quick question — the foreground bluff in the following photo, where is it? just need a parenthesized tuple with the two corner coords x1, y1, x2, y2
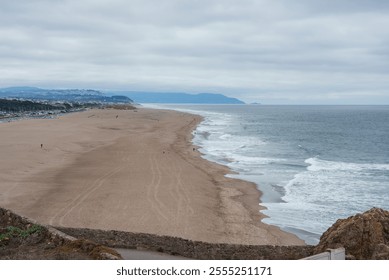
(314, 207, 389, 259)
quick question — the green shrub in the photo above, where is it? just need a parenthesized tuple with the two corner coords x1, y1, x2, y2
(0, 225, 43, 242)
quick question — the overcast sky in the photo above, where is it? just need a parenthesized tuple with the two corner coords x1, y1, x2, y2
(1, 0, 388, 104)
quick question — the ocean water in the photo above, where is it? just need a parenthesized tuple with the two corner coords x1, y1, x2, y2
(147, 104, 389, 244)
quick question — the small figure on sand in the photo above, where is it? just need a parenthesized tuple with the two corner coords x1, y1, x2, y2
(116, 115, 118, 119)
(41, 144, 43, 149)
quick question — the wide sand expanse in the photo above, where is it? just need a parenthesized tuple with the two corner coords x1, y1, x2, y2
(0, 108, 304, 245)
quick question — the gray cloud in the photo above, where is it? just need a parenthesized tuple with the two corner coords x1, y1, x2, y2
(0, 0, 388, 104)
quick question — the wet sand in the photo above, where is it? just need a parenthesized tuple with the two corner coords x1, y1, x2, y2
(0, 108, 304, 245)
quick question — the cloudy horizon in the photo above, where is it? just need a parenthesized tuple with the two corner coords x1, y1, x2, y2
(1, 0, 388, 104)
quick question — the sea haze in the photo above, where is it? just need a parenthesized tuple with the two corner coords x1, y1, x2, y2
(149, 104, 389, 245)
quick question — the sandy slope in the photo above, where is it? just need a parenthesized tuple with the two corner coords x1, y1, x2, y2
(0, 108, 304, 245)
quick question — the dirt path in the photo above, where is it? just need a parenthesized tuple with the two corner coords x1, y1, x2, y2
(115, 248, 190, 260)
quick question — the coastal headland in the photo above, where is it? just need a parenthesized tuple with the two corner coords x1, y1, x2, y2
(0, 108, 304, 246)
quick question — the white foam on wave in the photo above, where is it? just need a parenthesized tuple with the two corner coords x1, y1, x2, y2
(178, 108, 271, 177)
(196, 132, 275, 176)
(219, 133, 232, 140)
(305, 157, 389, 172)
(264, 156, 389, 242)
(230, 155, 285, 166)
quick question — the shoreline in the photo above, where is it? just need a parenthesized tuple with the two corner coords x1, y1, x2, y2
(0, 107, 305, 246)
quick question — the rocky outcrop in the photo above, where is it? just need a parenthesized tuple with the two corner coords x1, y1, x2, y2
(314, 208, 389, 259)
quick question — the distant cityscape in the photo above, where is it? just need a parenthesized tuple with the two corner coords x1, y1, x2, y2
(0, 87, 133, 121)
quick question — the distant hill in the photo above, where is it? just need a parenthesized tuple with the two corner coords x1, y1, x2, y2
(107, 91, 245, 104)
(0, 87, 245, 105)
(0, 87, 133, 104)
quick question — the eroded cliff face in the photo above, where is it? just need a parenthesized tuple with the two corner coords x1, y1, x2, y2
(314, 207, 389, 259)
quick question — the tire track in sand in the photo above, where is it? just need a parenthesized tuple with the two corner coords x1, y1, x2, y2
(49, 162, 124, 227)
(52, 142, 136, 226)
(146, 153, 170, 222)
(167, 158, 195, 234)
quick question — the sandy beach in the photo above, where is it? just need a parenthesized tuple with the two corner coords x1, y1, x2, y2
(0, 108, 304, 246)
